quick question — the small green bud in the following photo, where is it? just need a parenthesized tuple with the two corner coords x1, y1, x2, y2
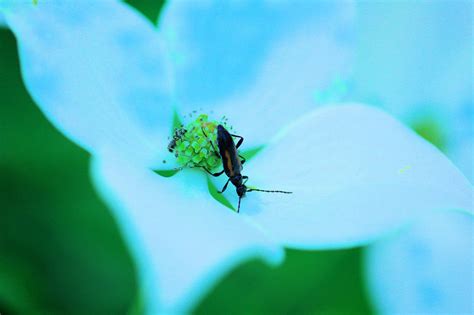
(192, 154, 203, 164)
(177, 155, 191, 165)
(169, 113, 232, 170)
(191, 141, 201, 152)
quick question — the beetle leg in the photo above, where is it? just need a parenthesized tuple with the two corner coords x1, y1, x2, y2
(242, 175, 249, 185)
(218, 178, 231, 193)
(231, 134, 244, 149)
(203, 167, 225, 177)
(201, 127, 220, 157)
(239, 155, 246, 165)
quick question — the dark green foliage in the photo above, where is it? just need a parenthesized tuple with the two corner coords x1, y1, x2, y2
(124, 0, 166, 24)
(195, 249, 373, 315)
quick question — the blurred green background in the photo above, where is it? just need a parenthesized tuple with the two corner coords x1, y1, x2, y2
(0, 1, 378, 314)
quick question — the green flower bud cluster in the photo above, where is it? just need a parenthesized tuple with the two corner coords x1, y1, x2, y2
(170, 114, 231, 170)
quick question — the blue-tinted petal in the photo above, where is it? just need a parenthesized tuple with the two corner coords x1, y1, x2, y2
(237, 104, 472, 248)
(92, 151, 283, 313)
(351, 1, 471, 118)
(5, 1, 173, 164)
(451, 137, 474, 183)
(366, 210, 474, 314)
(447, 103, 474, 183)
(0, 12, 5, 27)
(350, 2, 473, 183)
(160, 0, 354, 144)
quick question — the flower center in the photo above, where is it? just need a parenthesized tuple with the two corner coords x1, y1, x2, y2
(168, 114, 231, 170)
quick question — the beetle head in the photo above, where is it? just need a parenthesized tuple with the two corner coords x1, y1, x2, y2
(236, 184, 247, 197)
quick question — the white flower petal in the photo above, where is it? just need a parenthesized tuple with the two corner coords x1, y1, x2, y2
(5, 1, 173, 165)
(451, 137, 474, 183)
(365, 210, 474, 314)
(92, 151, 283, 313)
(239, 104, 472, 248)
(160, 0, 354, 145)
(352, 1, 472, 118)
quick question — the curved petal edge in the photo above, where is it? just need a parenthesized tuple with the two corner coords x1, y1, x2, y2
(241, 104, 472, 248)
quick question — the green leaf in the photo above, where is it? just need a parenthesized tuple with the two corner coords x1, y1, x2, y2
(195, 248, 374, 314)
(0, 257, 44, 313)
(123, 0, 166, 25)
(240, 145, 265, 161)
(154, 168, 181, 178)
(410, 115, 447, 152)
(172, 108, 184, 132)
(207, 176, 235, 212)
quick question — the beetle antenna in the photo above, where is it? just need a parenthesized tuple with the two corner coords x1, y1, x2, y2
(237, 196, 242, 213)
(247, 188, 292, 194)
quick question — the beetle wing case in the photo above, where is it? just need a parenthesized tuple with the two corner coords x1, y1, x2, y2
(217, 125, 242, 177)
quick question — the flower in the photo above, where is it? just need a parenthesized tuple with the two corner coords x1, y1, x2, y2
(3, 1, 472, 314)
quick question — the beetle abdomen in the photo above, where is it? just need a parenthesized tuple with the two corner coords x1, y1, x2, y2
(217, 125, 242, 178)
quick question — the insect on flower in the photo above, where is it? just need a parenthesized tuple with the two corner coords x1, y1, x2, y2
(203, 125, 292, 213)
(168, 126, 187, 154)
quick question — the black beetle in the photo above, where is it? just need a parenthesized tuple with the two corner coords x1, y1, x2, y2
(203, 125, 292, 212)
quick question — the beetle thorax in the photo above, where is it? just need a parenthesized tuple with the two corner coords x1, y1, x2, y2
(236, 184, 247, 197)
(230, 174, 242, 186)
